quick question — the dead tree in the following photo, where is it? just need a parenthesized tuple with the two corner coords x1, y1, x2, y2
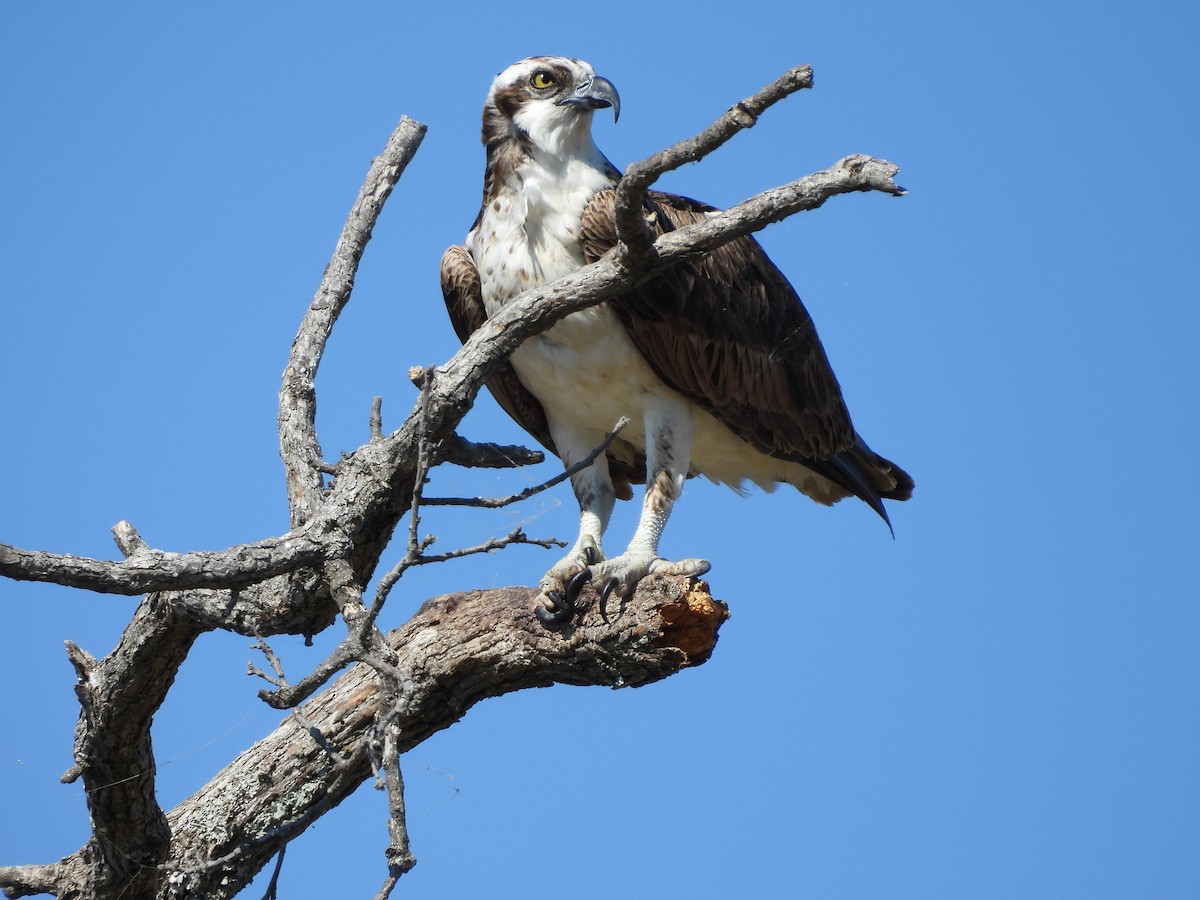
(0, 65, 903, 899)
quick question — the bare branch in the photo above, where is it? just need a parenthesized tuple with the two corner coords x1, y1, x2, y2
(406, 375, 435, 560)
(158, 575, 727, 899)
(615, 65, 813, 258)
(256, 644, 352, 711)
(370, 396, 384, 440)
(372, 527, 566, 614)
(112, 520, 149, 557)
(374, 723, 416, 898)
(661, 154, 905, 261)
(0, 531, 322, 595)
(425, 416, 630, 509)
(0, 862, 62, 899)
(46, 595, 207, 898)
(437, 434, 544, 469)
(366, 672, 418, 897)
(278, 116, 427, 529)
(247, 638, 289, 688)
(259, 849, 286, 900)
(161, 742, 371, 889)
(412, 529, 564, 564)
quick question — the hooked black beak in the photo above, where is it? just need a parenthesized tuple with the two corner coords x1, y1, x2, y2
(556, 75, 621, 122)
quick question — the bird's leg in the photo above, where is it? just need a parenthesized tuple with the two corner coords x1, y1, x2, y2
(535, 427, 615, 624)
(589, 399, 710, 615)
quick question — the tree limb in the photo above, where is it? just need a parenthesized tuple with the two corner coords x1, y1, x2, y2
(278, 116, 427, 529)
(0, 531, 323, 596)
(160, 574, 726, 899)
(1, 577, 725, 899)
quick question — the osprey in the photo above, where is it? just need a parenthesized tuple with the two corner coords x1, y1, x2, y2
(441, 57, 913, 623)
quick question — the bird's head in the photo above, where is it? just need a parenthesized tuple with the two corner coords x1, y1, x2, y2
(482, 56, 620, 160)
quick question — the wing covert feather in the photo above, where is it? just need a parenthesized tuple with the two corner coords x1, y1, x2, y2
(579, 190, 912, 507)
(580, 190, 855, 459)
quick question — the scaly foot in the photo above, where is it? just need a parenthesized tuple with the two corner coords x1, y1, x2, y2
(589, 551, 711, 621)
(535, 543, 604, 625)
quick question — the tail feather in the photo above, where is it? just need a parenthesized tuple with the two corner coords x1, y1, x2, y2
(825, 439, 914, 535)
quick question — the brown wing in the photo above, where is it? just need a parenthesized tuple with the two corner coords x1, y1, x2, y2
(439, 244, 644, 497)
(579, 189, 912, 515)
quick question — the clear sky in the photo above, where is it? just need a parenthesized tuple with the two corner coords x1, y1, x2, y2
(2, 3, 1197, 898)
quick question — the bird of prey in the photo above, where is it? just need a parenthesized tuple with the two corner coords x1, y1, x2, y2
(441, 57, 912, 623)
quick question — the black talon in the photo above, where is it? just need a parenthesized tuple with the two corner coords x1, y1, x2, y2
(598, 577, 621, 622)
(583, 546, 598, 566)
(535, 591, 573, 625)
(566, 569, 592, 603)
(535, 570, 592, 626)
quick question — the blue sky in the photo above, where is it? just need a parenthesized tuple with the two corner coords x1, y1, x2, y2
(2, 2, 1197, 897)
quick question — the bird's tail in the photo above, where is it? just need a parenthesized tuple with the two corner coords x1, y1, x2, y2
(827, 439, 914, 534)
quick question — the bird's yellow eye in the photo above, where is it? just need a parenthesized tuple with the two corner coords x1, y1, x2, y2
(530, 70, 557, 90)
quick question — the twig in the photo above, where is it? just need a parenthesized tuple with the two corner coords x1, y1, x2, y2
(259, 847, 286, 900)
(372, 528, 565, 612)
(257, 646, 352, 710)
(374, 720, 416, 898)
(615, 65, 813, 259)
(249, 639, 348, 763)
(370, 396, 384, 440)
(111, 520, 149, 558)
(414, 529, 565, 564)
(249, 638, 288, 685)
(424, 416, 630, 508)
(406, 373, 435, 560)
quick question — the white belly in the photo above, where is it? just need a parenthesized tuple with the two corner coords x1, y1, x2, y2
(510, 303, 843, 500)
(509, 304, 665, 444)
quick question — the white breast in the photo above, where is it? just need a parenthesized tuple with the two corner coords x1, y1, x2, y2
(468, 153, 610, 311)
(466, 151, 667, 438)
